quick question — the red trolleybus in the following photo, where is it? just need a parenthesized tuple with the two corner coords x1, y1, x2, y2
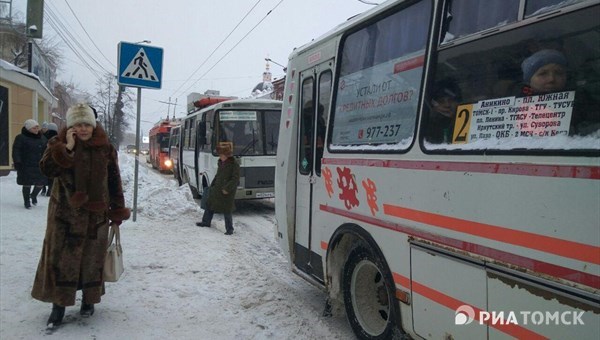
(148, 119, 180, 173)
(276, 1, 599, 339)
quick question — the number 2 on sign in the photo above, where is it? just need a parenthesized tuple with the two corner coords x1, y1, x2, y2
(452, 104, 473, 144)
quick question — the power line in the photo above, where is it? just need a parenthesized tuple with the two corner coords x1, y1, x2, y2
(63, 0, 116, 69)
(170, 0, 264, 98)
(45, 9, 104, 80)
(177, 0, 286, 98)
(45, 3, 110, 77)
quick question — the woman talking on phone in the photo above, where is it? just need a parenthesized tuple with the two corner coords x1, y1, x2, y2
(31, 103, 130, 329)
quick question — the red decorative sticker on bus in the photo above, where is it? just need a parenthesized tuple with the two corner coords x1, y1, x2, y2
(336, 167, 359, 210)
(362, 178, 378, 216)
(323, 166, 334, 198)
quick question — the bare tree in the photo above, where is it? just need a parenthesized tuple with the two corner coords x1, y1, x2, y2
(92, 73, 134, 147)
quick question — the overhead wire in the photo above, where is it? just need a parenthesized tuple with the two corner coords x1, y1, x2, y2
(63, 0, 116, 69)
(45, 3, 110, 78)
(169, 0, 264, 99)
(177, 0, 286, 98)
(45, 9, 104, 80)
(46, 4, 111, 74)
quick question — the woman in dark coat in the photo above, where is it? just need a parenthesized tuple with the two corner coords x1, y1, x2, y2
(12, 119, 47, 208)
(31, 104, 130, 329)
(196, 143, 240, 235)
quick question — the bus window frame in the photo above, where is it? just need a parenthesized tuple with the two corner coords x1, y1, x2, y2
(326, 0, 433, 155)
(420, 2, 600, 157)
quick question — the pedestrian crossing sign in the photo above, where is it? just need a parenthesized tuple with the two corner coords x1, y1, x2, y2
(118, 42, 163, 89)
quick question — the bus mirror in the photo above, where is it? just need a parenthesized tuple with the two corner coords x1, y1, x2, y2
(198, 122, 207, 145)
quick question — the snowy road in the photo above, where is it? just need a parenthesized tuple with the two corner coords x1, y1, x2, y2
(0, 153, 354, 339)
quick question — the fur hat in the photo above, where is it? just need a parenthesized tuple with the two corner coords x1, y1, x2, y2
(47, 123, 58, 132)
(67, 104, 97, 128)
(24, 119, 39, 131)
(521, 49, 567, 83)
(216, 143, 233, 157)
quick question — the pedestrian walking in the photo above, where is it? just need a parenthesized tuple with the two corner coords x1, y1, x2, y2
(12, 119, 47, 209)
(31, 103, 130, 329)
(196, 143, 240, 235)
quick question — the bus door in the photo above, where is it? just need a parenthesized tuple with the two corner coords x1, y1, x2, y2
(294, 62, 333, 281)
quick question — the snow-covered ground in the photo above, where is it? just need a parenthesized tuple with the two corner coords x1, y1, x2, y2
(0, 153, 354, 339)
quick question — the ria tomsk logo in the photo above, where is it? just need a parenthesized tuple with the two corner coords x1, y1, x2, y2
(455, 305, 476, 325)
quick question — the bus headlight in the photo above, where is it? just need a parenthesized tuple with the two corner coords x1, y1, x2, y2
(164, 159, 173, 168)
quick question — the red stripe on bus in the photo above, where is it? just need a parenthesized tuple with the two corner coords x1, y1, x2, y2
(384, 205, 600, 265)
(393, 273, 548, 340)
(320, 205, 600, 289)
(321, 158, 600, 179)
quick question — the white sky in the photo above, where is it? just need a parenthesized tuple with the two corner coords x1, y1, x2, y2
(11, 0, 374, 133)
(0, 153, 355, 339)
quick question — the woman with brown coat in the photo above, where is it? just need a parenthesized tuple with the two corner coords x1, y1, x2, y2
(196, 143, 240, 235)
(31, 104, 130, 329)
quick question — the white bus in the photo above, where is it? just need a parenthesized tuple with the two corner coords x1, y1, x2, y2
(180, 98, 282, 200)
(275, 0, 599, 339)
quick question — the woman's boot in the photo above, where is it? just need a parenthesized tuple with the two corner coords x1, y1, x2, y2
(30, 186, 42, 206)
(47, 304, 65, 328)
(22, 186, 31, 209)
(80, 303, 94, 317)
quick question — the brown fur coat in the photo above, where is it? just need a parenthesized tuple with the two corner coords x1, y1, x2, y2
(31, 124, 130, 306)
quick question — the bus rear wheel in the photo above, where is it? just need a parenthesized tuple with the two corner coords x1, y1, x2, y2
(342, 245, 401, 340)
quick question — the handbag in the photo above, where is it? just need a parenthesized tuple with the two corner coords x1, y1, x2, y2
(200, 186, 210, 210)
(104, 224, 124, 282)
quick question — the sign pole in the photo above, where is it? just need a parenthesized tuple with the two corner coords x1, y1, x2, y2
(117, 41, 163, 222)
(133, 87, 141, 221)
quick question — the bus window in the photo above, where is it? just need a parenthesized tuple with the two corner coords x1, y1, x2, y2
(183, 120, 191, 149)
(315, 71, 331, 176)
(424, 3, 600, 152)
(442, 0, 519, 43)
(217, 111, 264, 156)
(299, 77, 314, 175)
(190, 119, 196, 149)
(525, 0, 588, 17)
(330, 0, 432, 150)
(264, 110, 280, 155)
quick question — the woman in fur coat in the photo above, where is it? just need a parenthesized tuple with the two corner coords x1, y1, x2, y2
(31, 104, 130, 329)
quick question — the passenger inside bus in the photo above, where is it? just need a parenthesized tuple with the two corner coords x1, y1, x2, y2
(424, 78, 462, 144)
(520, 48, 600, 135)
(520, 49, 568, 96)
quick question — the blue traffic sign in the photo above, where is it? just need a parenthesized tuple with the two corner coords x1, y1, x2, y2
(118, 42, 163, 89)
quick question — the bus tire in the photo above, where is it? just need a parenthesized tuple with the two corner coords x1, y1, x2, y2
(342, 245, 401, 340)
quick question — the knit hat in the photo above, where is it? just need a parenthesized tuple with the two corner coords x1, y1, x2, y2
(521, 49, 567, 83)
(24, 119, 39, 131)
(216, 143, 233, 157)
(41, 121, 49, 129)
(66, 103, 97, 128)
(47, 123, 58, 132)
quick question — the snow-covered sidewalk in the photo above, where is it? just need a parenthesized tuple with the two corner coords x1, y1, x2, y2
(0, 154, 353, 339)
